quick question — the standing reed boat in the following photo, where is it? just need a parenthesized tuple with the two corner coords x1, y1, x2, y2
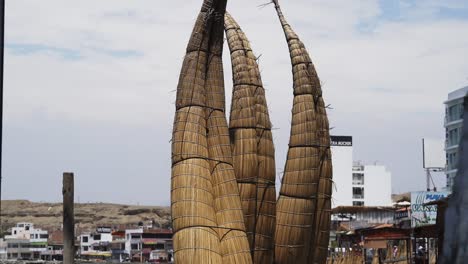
(204, 3, 253, 264)
(171, 0, 252, 263)
(171, 1, 332, 263)
(225, 13, 277, 264)
(272, 0, 333, 263)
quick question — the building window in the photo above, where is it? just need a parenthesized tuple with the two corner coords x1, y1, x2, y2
(25, 226, 30, 231)
(352, 187, 364, 199)
(447, 127, 462, 147)
(352, 173, 364, 185)
(353, 201, 364, 206)
(83, 246, 88, 251)
(30, 234, 35, 239)
(131, 234, 141, 239)
(93, 234, 101, 241)
(155, 243, 165, 250)
(447, 103, 464, 123)
(447, 152, 458, 170)
(82, 236, 89, 243)
(131, 243, 139, 250)
(40, 234, 48, 239)
(13, 230, 17, 235)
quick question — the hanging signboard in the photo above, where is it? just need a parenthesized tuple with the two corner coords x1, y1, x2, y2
(411, 191, 449, 228)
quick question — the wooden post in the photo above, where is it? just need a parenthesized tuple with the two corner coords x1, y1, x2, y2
(63, 173, 74, 264)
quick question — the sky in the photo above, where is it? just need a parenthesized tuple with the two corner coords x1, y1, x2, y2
(2, 0, 468, 206)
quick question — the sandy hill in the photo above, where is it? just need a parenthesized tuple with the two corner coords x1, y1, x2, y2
(0, 200, 171, 233)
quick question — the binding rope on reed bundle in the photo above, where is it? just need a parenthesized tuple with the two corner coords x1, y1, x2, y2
(225, 13, 277, 264)
(272, 0, 333, 263)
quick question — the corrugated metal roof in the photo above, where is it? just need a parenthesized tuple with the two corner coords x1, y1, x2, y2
(332, 206, 395, 214)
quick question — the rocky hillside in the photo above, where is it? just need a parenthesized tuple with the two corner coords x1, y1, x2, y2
(1, 200, 171, 232)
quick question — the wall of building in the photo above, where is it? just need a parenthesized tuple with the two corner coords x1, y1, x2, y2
(125, 229, 143, 255)
(0, 239, 7, 260)
(79, 232, 113, 253)
(445, 86, 468, 190)
(331, 136, 392, 207)
(331, 136, 353, 206)
(362, 165, 392, 206)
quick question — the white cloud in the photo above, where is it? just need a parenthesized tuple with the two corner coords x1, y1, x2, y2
(3, 0, 468, 203)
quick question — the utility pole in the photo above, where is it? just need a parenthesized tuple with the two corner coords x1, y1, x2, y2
(0, 0, 5, 236)
(63, 173, 75, 264)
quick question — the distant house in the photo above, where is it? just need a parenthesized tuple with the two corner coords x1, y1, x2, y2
(4, 222, 49, 260)
(78, 227, 113, 260)
(332, 206, 396, 230)
(110, 230, 127, 261)
(40, 230, 64, 261)
(125, 228, 173, 262)
(0, 239, 7, 260)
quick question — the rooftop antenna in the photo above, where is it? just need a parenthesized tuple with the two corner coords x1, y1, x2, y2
(422, 138, 444, 192)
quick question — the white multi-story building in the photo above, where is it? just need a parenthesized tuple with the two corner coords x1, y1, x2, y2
(5, 223, 48, 241)
(4, 223, 48, 260)
(125, 228, 143, 255)
(331, 136, 393, 207)
(351, 162, 392, 206)
(79, 227, 113, 258)
(125, 228, 173, 262)
(330, 136, 353, 206)
(444, 86, 468, 190)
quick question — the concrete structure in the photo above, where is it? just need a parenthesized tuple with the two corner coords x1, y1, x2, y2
(125, 228, 173, 262)
(442, 90, 468, 263)
(352, 162, 392, 207)
(40, 230, 64, 261)
(79, 227, 113, 259)
(332, 206, 396, 230)
(330, 136, 353, 206)
(5, 223, 48, 241)
(444, 86, 468, 190)
(0, 239, 7, 260)
(4, 223, 48, 260)
(110, 230, 126, 261)
(331, 136, 393, 207)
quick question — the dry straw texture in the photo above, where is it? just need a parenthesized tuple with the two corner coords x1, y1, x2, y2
(171, 0, 252, 263)
(172, 0, 253, 263)
(203, 3, 252, 264)
(225, 13, 276, 264)
(272, 1, 333, 263)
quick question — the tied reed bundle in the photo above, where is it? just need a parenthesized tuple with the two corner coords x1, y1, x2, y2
(203, 3, 252, 262)
(272, 0, 333, 263)
(225, 13, 276, 264)
(172, 0, 252, 263)
(171, 0, 223, 262)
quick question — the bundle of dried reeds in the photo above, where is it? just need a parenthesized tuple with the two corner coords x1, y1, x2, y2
(171, 0, 241, 263)
(173, 0, 253, 263)
(225, 13, 276, 264)
(272, 1, 333, 263)
(204, 8, 253, 261)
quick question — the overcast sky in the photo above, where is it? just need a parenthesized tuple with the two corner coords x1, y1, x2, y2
(2, 0, 468, 206)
